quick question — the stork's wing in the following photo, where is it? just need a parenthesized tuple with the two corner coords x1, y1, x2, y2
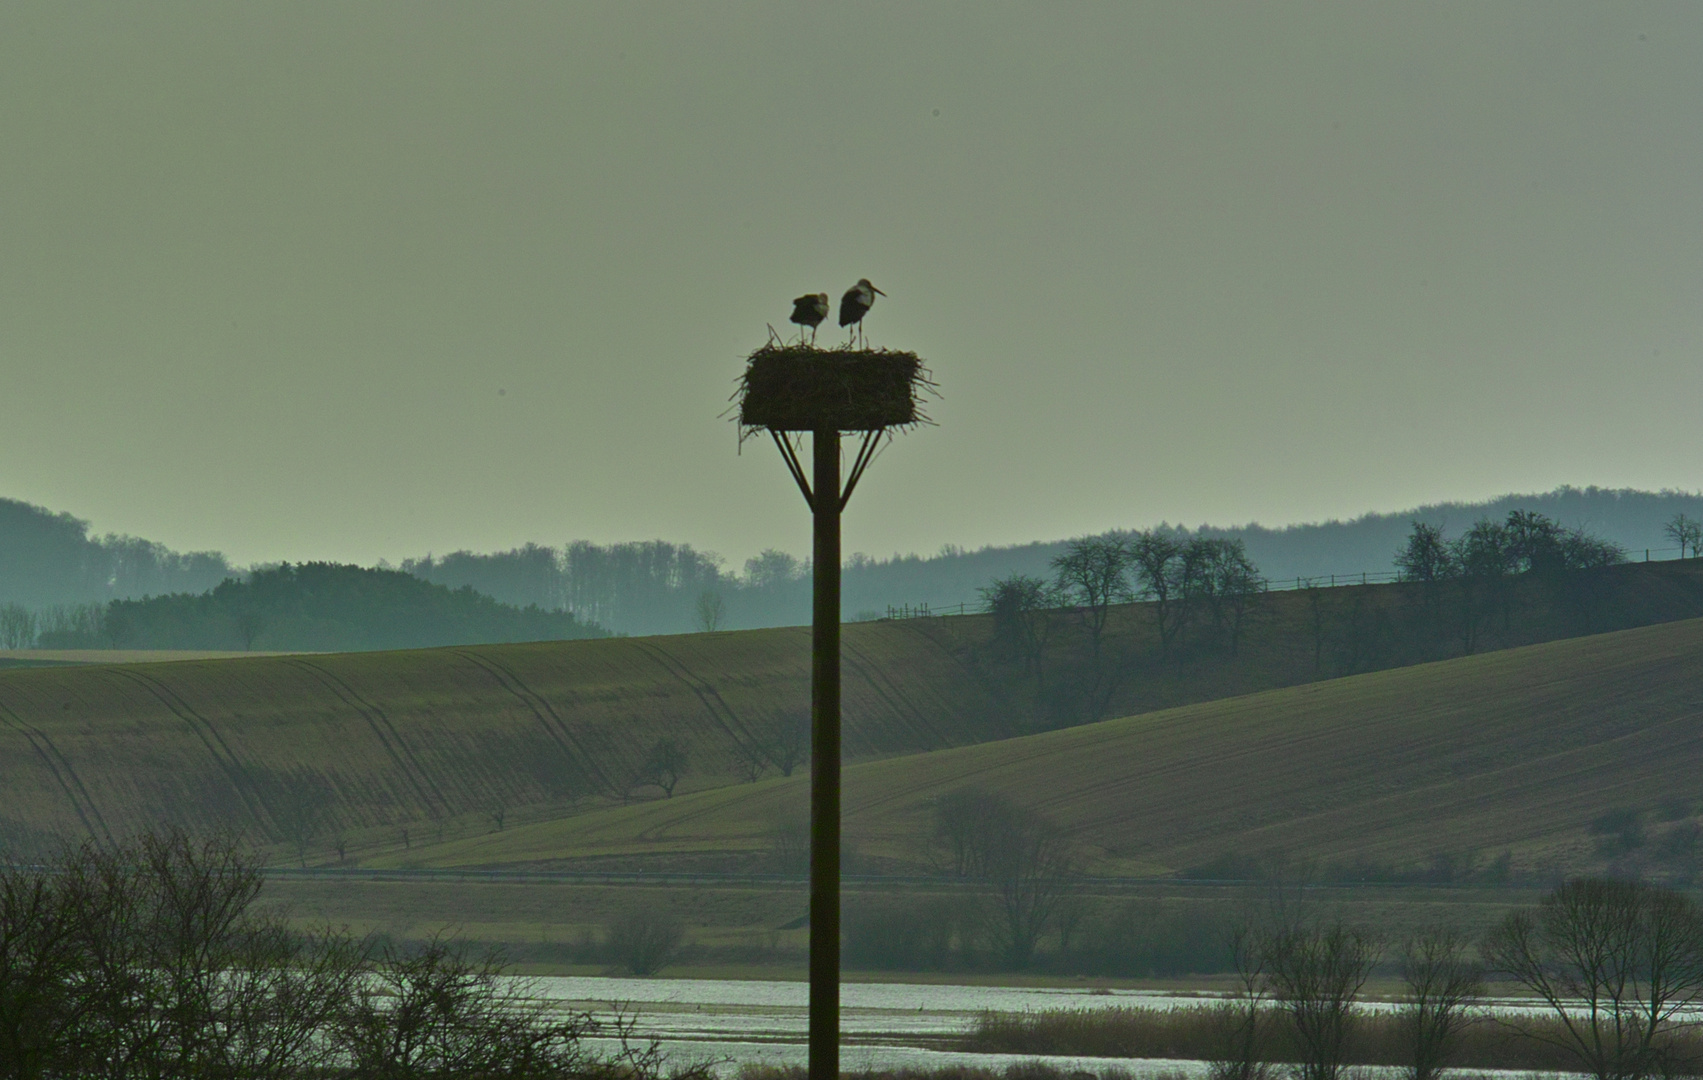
(839, 291, 863, 326)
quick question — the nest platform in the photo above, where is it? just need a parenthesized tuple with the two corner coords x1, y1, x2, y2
(738, 345, 928, 432)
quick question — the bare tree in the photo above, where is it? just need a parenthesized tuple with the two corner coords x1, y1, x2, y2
(1666, 514, 1703, 560)
(232, 605, 264, 651)
(1204, 538, 1264, 655)
(339, 935, 605, 1076)
(733, 711, 809, 782)
(72, 831, 368, 1079)
(1263, 921, 1379, 1080)
(1051, 533, 1133, 661)
(1163, 537, 1266, 654)
(1130, 530, 1184, 647)
(1450, 519, 1515, 650)
(694, 589, 726, 633)
(1396, 520, 1456, 625)
(986, 812, 1077, 969)
(978, 573, 1053, 678)
(1207, 923, 1274, 1080)
(0, 850, 94, 1078)
(1171, 537, 1219, 646)
(633, 737, 688, 797)
(1484, 877, 1703, 1080)
(0, 830, 690, 1080)
(274, 772, 332, 867)
(1399, 926, 1485, 1080)
(1396, 521, 1456, 584)
(764, 710, 809, 777)
(729, 741, 767, 783)
(606, 907, 686, 976)
(932, 788, 1077, 968)
(932, 788, 1000, 877)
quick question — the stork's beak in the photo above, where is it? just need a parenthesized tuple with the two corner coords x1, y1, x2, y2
(872, 286, 886, 296)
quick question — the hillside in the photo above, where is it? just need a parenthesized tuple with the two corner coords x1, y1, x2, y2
(3, 559, 1702, 863)
(390, 617, 1703, 882)
(0, 621, 1007, 855)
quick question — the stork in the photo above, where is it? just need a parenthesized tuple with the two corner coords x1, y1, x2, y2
(789, 292, 829, 345)
(838, 278, 885, 349)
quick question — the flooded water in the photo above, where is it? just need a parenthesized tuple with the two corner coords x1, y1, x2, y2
(536, 976, 1215, 1074)
(533, 976, 1572, 1076)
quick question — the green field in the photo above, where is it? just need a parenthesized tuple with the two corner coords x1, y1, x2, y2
(390, 616, 1703, 880)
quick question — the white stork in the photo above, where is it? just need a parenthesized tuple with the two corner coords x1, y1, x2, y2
(789, 292, 829, 344)
(838, 278, 885, 348)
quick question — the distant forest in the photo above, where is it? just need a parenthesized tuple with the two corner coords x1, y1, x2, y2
(0, 499, 232, 607)
(0, 486, 1698, 642)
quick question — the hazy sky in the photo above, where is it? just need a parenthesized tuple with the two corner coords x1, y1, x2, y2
(2, 3, 1700, 569)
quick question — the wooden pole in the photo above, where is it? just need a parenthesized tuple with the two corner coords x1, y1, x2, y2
(809, 426, 842, 1080)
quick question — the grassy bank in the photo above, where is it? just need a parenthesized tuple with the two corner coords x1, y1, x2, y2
(965, 1004, 1703, 1072)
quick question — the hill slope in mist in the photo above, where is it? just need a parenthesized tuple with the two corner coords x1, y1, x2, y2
(408, 616, 1703, 882)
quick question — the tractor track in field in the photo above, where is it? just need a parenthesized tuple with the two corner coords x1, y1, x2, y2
(629, 640, 763, 756)
(106, 667, 277, 833)
(0, 694, 114, 844)
(451, 649, 617, 796)
(283, 657, 450, 817)
(840, 639, 949, 752)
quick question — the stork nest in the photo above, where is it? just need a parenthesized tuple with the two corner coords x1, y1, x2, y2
(736, 344, 933, 434)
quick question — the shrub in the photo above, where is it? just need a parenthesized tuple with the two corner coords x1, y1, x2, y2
(607, 906, 686, 976)
(1484, 877, 1703, 1080)
(0, 829, 681, 1079)
(338, 936, 607, 1080)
